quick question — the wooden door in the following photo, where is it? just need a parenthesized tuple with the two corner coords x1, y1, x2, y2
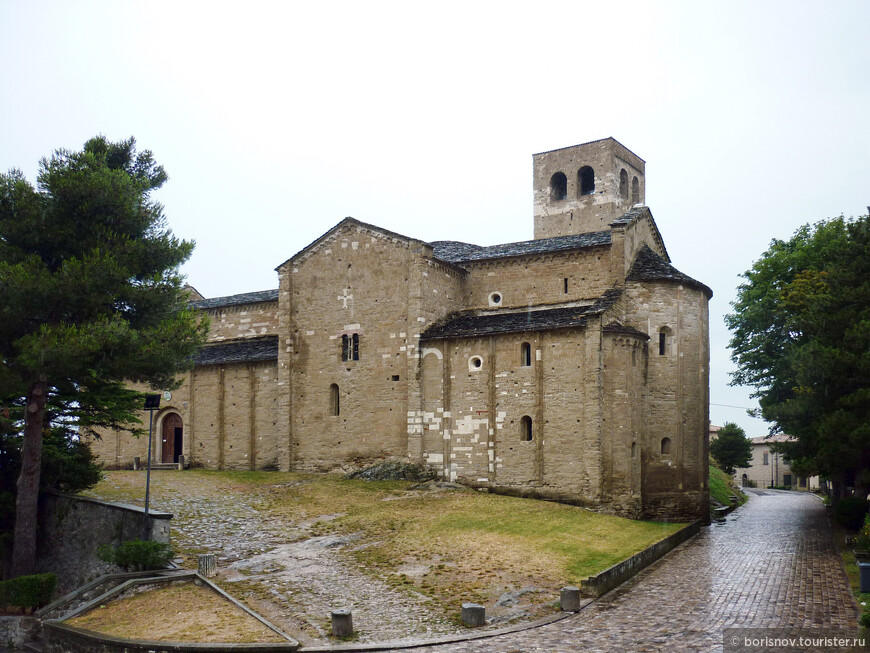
(161, 413, 183, 463)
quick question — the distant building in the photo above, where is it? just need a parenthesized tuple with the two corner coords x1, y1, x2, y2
(733, 434, 819, 490)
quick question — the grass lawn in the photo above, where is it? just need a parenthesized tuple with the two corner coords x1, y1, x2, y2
(709, 462, 747, 508)
(84, 470, 687, 622)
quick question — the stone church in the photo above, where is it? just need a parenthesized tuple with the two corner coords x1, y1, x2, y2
(89, 138, 712, 520)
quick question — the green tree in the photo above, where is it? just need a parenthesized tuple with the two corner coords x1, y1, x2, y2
(0, 137, 207, 577)
(710, 422, 753, 475)
(726, 214, 870, 501)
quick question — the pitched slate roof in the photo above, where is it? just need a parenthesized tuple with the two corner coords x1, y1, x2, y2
(194, 336, 279, 366)
(421, 289, 622, 340)
(603, 323, 650, 339)
(626, 245, 713, 298)
(190, 289, 279, 310)
(432, 231, 611, 264)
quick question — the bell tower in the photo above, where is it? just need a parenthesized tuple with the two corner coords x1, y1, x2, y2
(533, 137, 646, 239)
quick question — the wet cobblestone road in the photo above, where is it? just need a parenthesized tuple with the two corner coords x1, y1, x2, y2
(384, 491, 861, 652)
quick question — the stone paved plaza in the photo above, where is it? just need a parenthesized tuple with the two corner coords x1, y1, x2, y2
(379, 491, 861, 652)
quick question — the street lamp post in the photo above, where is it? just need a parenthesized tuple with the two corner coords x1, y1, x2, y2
(143, 394, 161, 518)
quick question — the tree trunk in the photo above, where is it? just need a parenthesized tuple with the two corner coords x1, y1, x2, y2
(10, 378, 47, 578)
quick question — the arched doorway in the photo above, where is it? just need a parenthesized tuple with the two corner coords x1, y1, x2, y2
(161, 413, 183, 464)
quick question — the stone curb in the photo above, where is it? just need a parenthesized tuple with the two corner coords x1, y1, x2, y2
(580, 519, 703, 597)
(296, 607, 584, 652)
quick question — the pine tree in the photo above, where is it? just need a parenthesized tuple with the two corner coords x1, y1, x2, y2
(0, 137, 207, 576)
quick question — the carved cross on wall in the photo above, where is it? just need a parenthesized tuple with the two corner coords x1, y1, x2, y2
(338, 288, 353, 309)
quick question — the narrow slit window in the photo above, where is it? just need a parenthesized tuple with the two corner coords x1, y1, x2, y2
(329, 384, 340, 416)
(520, 415, 533, 441)
(352, 333, 359, 360)
(521, 342, 532, 367)
(658, 328, 671, 356)
(341, 334, 350, 361)
(563, 277, 568, 294)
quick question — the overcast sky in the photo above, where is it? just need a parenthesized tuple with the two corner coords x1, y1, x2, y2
(2, 1, 868, 437)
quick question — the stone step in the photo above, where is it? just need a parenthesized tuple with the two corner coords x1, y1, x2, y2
(22, 639, 43, 653)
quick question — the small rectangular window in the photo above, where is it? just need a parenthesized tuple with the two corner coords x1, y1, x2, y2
(763, 452, 769, 465)
(391, 375, 400, 382)
(658, 331, 666, 356)
(352, 333, 359, 361)
(563, 278, 568, 294)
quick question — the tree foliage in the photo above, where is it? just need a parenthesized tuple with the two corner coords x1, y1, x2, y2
(726, 214, 870, 499)
(0, 136, 207, 576)
(710, 422, 752, 475)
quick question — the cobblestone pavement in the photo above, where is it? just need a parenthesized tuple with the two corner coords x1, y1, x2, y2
(385, 491, 860, 652)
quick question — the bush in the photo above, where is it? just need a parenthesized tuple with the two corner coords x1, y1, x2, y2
(0, 573, 57, 610)
(98, 540, 173, 571)
(856, 514, 870, 552)
(834, 496, 869, 531)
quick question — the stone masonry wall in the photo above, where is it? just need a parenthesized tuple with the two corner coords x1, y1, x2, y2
(461, 248, 613, 311)
(203, 300, 280, 342)
(285, 222, 464, 471)
(87, 360, 281, 471)
(419, 325, 608, 507)
(35, 493, 171, 595)
(625, 280, 710, 520)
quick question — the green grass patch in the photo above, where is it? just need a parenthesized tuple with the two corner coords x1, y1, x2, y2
(709, 461, 747, 507)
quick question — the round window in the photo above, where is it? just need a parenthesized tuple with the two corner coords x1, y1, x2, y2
(470, 356, 483, 369)
(489, 292, 502, 306)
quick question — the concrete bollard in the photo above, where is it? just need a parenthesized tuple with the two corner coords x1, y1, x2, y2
(461, 602, 486, 627)
(198, 553, 217, 577)
(331, 609, 353, 638)
(560, 586, 581, 611)
(178, 454, 186, 470)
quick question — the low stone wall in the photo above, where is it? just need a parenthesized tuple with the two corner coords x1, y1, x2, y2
(580, 520, 702, 597)
(36, 492, 172, 595)
(43, 623, 300, 653)
(0, 615, 39, 648)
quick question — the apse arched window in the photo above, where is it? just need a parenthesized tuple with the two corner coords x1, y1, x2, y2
(550, 172, 567, 201)
(619, 169, 629, 198)
(578, 166, 595, 196)
(520, 415, 533, 442)
(520, 342, 532, 367)
(329, 384, 340, 416)
(661, 437, 672, 455)
(631, 176, 640, 204)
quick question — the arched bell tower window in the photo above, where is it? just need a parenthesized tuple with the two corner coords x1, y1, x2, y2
(550, 172, 567, 201)
(619, 169, 629, 198)
(631, 176, 640, 204)
(578, 166, 595, 196)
